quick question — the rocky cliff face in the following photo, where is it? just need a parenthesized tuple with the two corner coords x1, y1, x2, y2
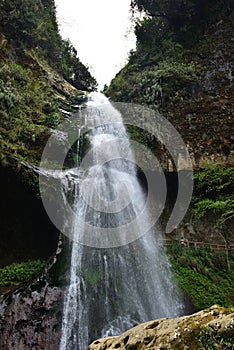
(106, 11, 234, 171)
(0, 249, 64, 350)
(88, 305, 234, 350)
(0, 2, 95, 345)
(161, 14, 234, 170)
(0, 285, 63, 350)
(106, 7, 234, 246)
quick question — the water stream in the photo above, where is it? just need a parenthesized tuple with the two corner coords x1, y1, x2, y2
(59, 93, 184, 350)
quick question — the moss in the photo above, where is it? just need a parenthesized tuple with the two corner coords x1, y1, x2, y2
(126, 125, 148, 146)
(0, 62, 62, 168)
(0, 260, 46, 286)
(197, 326, 234, 349)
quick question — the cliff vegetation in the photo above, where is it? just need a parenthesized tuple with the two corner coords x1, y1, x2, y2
(0, 0, 96, 272)
(0, 0, 96, 172)
(105, 0, 234, 167)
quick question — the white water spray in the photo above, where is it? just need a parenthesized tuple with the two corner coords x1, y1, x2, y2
(59, 93, 184, 350)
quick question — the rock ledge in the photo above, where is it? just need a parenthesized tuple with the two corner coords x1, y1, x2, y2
(88, 305, 234, 350)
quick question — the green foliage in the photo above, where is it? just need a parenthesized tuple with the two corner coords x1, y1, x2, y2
(168, 244, 234, 310)
(83, 270, 103, 288)
(0, 260, 46, 286)
(157, 59, 197, 80)
(107, 58, 197, 105)
(193, 165, 234, 226)
(126, 125, 148, 145)
(106, 0, 201, 105)
(60, 39, 97, 91)
(134, 17, 173, 51)
(107, 0, 232, 104)
(0, 0, 44, 47)
(0, 0, 97, 91)
(131, 0, 232, 41)
(197, 326, 234, 349)
(0, 62, 59, 165)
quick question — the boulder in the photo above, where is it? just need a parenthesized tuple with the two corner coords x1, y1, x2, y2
(88, 305, 234, 350)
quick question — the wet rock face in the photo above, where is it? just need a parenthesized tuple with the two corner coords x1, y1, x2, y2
(0, 165, 63, 349)
(0, 234, 73, 349)
(0, 166, 59, 268)
(87, 305, 234, 350)
(0, 280, 63, 350)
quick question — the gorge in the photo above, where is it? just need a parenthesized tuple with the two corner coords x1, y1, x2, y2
(0, 0, 233, 349)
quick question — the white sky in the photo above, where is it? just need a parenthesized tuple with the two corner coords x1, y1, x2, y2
(54, 0, 136, 90)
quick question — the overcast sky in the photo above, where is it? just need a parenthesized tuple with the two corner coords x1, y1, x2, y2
(55, 0, 136, 89)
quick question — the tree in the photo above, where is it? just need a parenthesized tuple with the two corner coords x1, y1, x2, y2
(0, 0, 97, 91)
(131, 0, 233, 41)
(59, 39, 97, 91)
(0, 0, 42, 47)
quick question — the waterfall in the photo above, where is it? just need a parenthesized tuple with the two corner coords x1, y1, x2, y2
(59, 92, 184, 350)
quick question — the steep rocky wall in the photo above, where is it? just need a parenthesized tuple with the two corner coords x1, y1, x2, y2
(107, 13, 234, 171)
(162, 15, 234, 170)
(0, 167, 59, 268)
(0, 247, 64, 350)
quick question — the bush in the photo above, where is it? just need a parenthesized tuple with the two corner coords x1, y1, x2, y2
(193, 165, 234, 226)
(0, 62, 58, 165)
(0, 260, 46, 286)
(106, 58, 197, 105)
(168, 244, 234, 310)
(0, 0, 97, 91)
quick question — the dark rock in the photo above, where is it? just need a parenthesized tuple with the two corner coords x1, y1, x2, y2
(0, 244, 64, 350)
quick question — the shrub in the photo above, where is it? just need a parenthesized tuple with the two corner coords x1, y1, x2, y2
(193, 165, 234, 227)
(0, 260, 46, 286)
(168, 244, 234, 310)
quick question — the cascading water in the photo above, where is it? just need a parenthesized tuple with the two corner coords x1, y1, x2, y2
(59, 92, 184, 350)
